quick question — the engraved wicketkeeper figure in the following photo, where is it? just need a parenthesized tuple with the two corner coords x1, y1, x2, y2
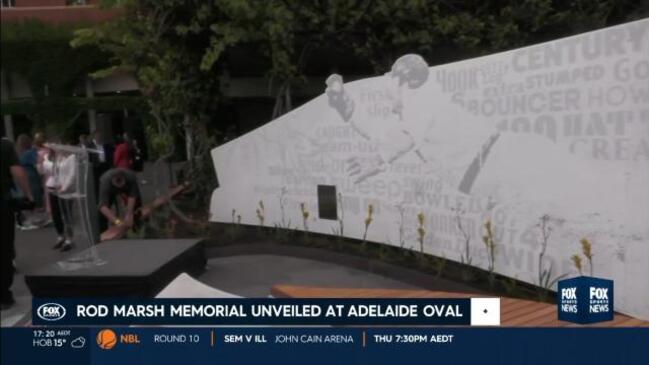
(326, 54, 431, 184)
(326, 54, 499, 194)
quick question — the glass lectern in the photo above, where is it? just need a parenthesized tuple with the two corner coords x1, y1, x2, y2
(48, 143, 105, 269)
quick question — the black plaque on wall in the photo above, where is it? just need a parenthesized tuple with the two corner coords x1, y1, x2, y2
(317, 185, 337, 220)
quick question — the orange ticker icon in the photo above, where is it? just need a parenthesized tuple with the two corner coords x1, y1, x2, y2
(96, 329, 118, 350)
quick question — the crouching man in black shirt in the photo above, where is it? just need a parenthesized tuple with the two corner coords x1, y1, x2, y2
(98, 168, 142, 231)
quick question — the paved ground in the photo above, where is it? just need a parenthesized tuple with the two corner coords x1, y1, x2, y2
(202, 255, 419, 298)
(1, 162, 424, 326)
(1, 163, 172, 326)
(2, 226, 82, 327)
(1, 226, 421, 327)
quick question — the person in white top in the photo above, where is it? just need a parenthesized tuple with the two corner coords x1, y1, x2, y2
(41, 149, 74, 252)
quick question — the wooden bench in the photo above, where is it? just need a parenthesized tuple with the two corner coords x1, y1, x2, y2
(271, 285, 649, 327)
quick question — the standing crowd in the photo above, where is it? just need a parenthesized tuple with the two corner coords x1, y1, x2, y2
(1, 130, 144, 310)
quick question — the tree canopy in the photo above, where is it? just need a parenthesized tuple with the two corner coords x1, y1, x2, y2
(1, 20, 107, 100)
(1, 20, 114, 136)
(70, 0, 647, 200)
(76, 0, 648, 122)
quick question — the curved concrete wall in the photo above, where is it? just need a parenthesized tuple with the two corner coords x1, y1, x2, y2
(210, 19, 649, 319)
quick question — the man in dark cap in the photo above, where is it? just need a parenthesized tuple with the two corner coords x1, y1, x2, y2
(98, 168, 142, 232)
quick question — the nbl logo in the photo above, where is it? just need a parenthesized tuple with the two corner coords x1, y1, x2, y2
(97, 329, 118, 350)
(558, 277, 614, 324)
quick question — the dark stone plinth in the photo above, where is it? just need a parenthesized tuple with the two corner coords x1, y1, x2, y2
(25, 239, 206, 298)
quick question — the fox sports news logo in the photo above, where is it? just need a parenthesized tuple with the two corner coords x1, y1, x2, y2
(588, 287, 610, 313)
(37, 303, 67, 321)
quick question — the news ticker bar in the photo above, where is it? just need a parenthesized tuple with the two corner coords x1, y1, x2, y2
(2, 327, 648, 365)
(32, 298, 501, 326)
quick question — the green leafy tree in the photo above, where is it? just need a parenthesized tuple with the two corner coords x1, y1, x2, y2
(72, 0, 646, 209)
(1, 20, 109, 134)
(73, 0, 228, 203)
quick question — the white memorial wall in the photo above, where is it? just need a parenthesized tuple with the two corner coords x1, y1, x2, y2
(210, 20, 649, 319)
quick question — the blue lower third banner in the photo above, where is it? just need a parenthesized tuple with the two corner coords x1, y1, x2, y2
(32, 298, 483, 326)
(2, 327, 647, 365)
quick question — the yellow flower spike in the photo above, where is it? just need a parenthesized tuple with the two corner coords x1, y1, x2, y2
(417, 212, 425, 226)
(571, 254, 583, 274)
(416, 214, 426, 254)
(580, 238, 593, 260)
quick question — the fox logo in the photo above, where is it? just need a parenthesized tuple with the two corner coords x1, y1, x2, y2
(590, 287, 608, 300)
(36, 303, 66, 321)
(561, 288, 577, 300)
(558, 277, 613, 324)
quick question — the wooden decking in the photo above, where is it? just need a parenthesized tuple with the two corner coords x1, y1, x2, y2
(271, 285, 649, 327)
